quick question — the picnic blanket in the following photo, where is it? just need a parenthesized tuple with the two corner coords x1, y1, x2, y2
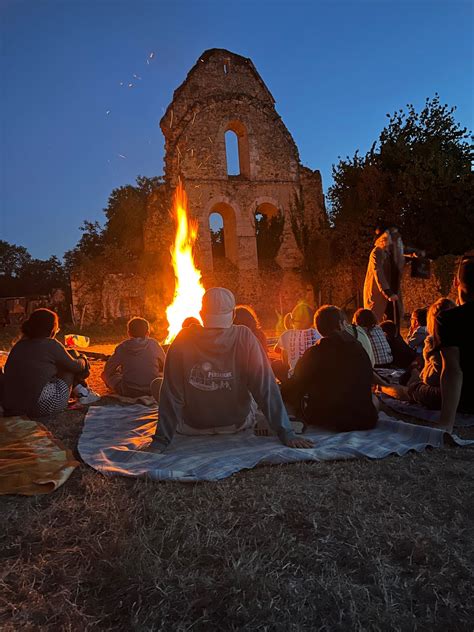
(379, 394, 474, 427)
(0, 417, 79, 495)
(78, 405, 474, 482)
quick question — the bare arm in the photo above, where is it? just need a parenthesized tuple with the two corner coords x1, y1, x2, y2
(439, 347, 463, 432)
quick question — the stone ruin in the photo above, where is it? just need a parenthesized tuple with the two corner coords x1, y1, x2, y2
(72, 48, 327, 327)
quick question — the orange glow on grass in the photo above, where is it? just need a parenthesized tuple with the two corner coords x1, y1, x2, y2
(165, 182, 205, 343)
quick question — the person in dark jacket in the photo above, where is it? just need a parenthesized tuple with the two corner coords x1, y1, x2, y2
(3, 308, 97, 417)
(380, 320, 417, 368)
(282, 305, 378, 432)
(101, 317, 165, 397)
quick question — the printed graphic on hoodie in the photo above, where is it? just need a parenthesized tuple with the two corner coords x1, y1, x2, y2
(189, 362, 233, 392)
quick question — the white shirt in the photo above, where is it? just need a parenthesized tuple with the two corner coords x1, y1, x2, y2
(276, 328, 321, 375)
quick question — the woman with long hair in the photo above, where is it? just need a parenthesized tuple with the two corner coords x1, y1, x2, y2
(3, 308, 99, 418)
(233, 304, 268, 354)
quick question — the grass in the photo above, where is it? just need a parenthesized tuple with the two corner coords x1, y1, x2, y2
(1, 355, 474, 630)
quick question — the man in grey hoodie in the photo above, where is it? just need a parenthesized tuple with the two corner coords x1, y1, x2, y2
(146, 288, 313, 452)
(102, 317, 165, 397)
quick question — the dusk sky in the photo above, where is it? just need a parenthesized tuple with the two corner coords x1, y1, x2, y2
(1, 0, 472, 260)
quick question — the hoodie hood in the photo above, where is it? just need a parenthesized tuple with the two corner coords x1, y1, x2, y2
(120, 337, 156, 355)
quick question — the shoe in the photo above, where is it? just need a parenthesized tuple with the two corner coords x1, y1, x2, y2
(77, 389, 101, 405)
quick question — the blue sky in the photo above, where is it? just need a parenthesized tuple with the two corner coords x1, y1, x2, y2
(1, 0, 472, 259)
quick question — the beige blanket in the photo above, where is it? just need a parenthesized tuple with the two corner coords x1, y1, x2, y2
(0, 417, 78, 495)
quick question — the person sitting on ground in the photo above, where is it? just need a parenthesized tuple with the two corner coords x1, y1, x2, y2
(378, 297, 456, 410)
(2, 308, 99, 418)
(102, 317, 165, 398)
(406, 308, 428, 355)
(182, 316, 201, 328)
(353, 308, 393, 367)
(380, 320, 417, 369)
(281, 305, 378, 432)
(273, 302, 321, 381)
(144, 287, 313, 452)
(435, 256, 474, 431)
(233, 304, 268, 354)
(342, 313, 375, 366)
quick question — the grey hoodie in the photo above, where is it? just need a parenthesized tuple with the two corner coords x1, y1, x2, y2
(103, 337, 165, 392)
(155, 324, 295, 447)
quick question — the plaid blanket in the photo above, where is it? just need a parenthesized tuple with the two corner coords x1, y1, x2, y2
(78, 405, 474, 482)
(379, 394, 474, 427)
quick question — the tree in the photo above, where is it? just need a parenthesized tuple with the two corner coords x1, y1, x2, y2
(0, 240, 31, 277)
(328, 95, 474, 260)
(255, 211, 285, 263)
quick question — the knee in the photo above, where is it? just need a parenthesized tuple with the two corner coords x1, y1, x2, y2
(151, 377, 163, 403)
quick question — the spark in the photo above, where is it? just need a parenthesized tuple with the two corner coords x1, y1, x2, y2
(106, 110, 111, 115)
(119, 82, 124, 86)
(118, 154, 127, 159)
(170, 109, 174, 128)
(149, 52, 155, 59)
(191, 111, 196, 126)
(128, 83, 133, 88)
(133, 74, 142, 80)
(208, 136, 213, 144)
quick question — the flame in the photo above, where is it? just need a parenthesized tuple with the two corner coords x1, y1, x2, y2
(165, 182, 205, 343)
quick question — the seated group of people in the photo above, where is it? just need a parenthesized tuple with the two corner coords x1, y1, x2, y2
(0, 257, 472, 454)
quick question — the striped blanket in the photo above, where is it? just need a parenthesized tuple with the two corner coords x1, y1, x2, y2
(379, 394, 474, 427)
(78, 405, 474, 482)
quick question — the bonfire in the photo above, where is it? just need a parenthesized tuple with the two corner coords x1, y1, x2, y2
(165, 181, 205, 344)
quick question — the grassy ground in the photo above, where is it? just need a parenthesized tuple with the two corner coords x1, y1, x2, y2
(1, 341, 473, 630)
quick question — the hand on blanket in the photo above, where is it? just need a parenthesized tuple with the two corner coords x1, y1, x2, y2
(285, 437, 314, 449)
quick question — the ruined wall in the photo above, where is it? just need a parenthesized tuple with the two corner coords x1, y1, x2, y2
(313, 257, 458, 322)
(145, 48, 326, 320)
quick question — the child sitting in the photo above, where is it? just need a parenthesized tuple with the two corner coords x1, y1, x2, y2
(281, 305, 378, 432)
(102, 317, 165, 397)
(233, 304, 267, 354)
(353, 308, 393, 367)
(406, 308, 428, 355)
(380, 320, 416, 368)
(273, 302, 321, 381)
(379, 298, 456, 409)
(3, 308, 98, 418)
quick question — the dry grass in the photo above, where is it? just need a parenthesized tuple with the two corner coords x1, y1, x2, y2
(1, 349, 474, 630)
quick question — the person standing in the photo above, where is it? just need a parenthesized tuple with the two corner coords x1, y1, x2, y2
(363, 229, 399, 324)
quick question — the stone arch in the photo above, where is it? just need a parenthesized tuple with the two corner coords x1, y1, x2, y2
(224, 119, 250, 178)
(208, 201, 238, 266)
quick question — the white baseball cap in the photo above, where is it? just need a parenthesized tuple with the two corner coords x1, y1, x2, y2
(201, 287, 236, 328)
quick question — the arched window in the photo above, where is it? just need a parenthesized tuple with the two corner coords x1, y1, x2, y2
(254, 203, 284, 266)
(225, 120, 250, 178)
(225, 131, 240, 176)
(209, 203, 238, 267)
(209, 212, 225, 259)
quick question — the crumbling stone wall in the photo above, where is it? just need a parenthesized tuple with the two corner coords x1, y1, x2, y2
(145, 48, 326, 319)
(73, 48, 327, 327)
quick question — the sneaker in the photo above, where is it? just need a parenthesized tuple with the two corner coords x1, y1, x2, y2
(72, 384, 89, 398)
(77, 389, 101, 405)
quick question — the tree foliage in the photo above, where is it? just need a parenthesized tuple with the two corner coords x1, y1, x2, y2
(0, 241, 67, 298)
(328, 95, 473, 260)
(255, 211, 285, 263)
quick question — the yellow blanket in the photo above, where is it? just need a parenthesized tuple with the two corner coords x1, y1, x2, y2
(0, 417, 79, 495)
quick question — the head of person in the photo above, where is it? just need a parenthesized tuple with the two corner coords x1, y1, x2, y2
(127, 317, 150, 338)
(21, 308, 59, 340)
(290, 302, 314, 330)
(181, 316, 201, 329)
(380, 320, 397, 341)
(456, 255, 474, 304)
(200, 287, 236, 328)
(314, 305, 344, 337)
(234, 305, 259, 333)
(410, 308, 427, 330)
(353, 308, 377, 330)
(426, 298, 456, 336)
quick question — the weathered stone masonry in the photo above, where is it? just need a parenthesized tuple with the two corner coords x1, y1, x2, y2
(143, 48, 326, 322)
(72, 49, 326, 326)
